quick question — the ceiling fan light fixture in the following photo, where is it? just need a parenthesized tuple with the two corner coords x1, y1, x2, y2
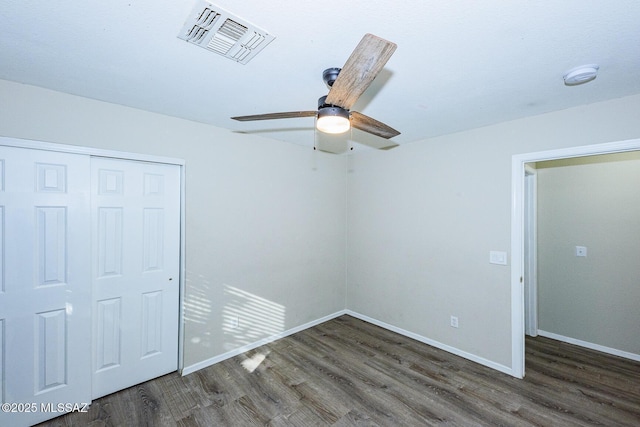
(231, 34, 400, 142)
(316, 106, 350, 134)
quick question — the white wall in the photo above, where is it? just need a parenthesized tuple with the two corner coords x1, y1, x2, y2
(0, 79, 347, 368)
(347, 93, 640, 369)
(536, 152, 640, 355)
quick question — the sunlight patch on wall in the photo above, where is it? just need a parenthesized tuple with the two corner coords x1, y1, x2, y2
(222, 284, 285, 350)
(184, 273, 213, 327)
(184, 272, 215, 353)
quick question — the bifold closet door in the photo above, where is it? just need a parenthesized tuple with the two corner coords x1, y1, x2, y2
(91, 157, 180, 399)
(0, 146, 92, 427)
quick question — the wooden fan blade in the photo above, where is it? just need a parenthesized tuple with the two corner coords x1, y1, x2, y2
(231, 111, 317, 121)
(350, 111, 400, 140)
(324, 34, 397, 110)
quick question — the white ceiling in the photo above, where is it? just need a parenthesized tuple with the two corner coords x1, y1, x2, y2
(2, 0, 640, 150)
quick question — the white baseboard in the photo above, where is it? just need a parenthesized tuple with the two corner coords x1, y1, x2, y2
(537, 330, 640, 362)
(182, 309, 516, 378)
(181, 310, 347, 376)
(345, 310, 514, 376)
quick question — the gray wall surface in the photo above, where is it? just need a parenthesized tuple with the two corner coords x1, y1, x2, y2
(346, 95, 640, 368)
(536, 153, 640, 355)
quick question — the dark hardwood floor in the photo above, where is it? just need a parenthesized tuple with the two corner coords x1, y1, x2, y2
(37, 315, 640, 426)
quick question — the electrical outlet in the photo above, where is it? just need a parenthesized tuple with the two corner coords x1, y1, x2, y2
(450, 316, 459, 328)
(231, 316, 239, 328)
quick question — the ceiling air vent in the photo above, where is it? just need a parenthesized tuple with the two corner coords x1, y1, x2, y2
(178, 1, 275, 64)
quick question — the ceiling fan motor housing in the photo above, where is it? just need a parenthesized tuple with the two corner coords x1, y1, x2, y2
(317, 95, 350, 117)
(322, 67, 341, 88)
(317, 95, 345, 110)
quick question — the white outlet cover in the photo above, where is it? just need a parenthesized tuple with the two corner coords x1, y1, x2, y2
(489, 251, 508, 265)
(575, 246, 587, 257)
(450, 316, 459, 328)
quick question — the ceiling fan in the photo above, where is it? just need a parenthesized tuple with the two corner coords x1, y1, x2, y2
(231, 33, 400, 146)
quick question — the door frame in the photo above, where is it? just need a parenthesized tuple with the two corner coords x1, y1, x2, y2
(524, 165, 538, 337)
(510, 137, 640, 378)
(0, 136, 187, 371)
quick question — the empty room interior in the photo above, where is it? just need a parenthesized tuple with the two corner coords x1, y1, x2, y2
(1, 1, 640, 426)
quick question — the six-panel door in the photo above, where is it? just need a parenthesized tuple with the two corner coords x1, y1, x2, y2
(0, 146, 92, 427)
(91, 157, 180, 399)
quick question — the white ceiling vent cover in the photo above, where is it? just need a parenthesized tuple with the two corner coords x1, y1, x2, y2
(178, 1, 275, 64)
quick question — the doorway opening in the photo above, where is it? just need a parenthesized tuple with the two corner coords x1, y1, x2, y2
(510, 138, 640, 378)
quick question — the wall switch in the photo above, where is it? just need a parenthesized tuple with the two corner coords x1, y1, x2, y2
(489, 251, 508, 265)
(450, 316, 459, 328)
(231, 316, 240, 328)
(575, 246, 587, 257)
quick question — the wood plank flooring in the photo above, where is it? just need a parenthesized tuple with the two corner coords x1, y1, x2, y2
(37, 315, 640, 426)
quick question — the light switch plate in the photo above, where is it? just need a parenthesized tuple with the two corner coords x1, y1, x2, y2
(575, 246, 587, 257)
(489, 251, 508, 265)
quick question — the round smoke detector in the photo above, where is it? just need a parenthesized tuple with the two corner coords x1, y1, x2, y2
(563, 64, 599, 86)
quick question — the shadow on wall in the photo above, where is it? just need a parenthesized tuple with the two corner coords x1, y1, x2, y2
(183, 271, 214, 351)
(183, 275, 286, 359)
(222, 284, 286, 351)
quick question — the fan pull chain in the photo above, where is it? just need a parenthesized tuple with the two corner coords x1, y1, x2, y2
(313, 117, 317, 151)
(349, 126, 354, 151)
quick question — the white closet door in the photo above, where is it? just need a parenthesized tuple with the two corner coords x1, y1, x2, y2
(0, 146, 92, 427)
(91, 157, 180, 399)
